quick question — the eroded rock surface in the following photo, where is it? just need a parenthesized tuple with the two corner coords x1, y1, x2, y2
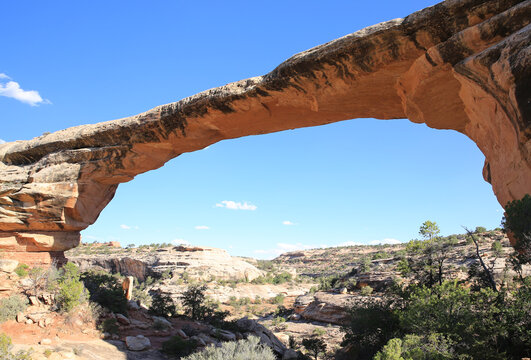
(0, 0, 529, 261)
(68, 245, 264, 282)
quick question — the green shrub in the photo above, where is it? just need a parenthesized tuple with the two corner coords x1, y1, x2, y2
(0, 295, 28, 322)
(162, 335, 197, 357)
(313, 328, 326, 337)
(503, 194, 531, 265)
(373, 252, 390, 260)
(360, 257, 371, 273)
(149, 293, 177, 318)
(373, 338, 402, 360)
(302, 337, 327, 360)
(272, 272, 292, 284)
(56, 263, 87, 312)
(26, 266, 60, 297)
(341, 301, 399, 359)
(182, 336, 275, 360)
(14, 263, 29, 277)
(0, 333, 32, 360)
(98, 318, 119, 334)
(181, 284, 227, 323)
(360, 285, 373, 296)
(272, 293, 285, 305)
(374, 334, 457, 360)
(475, 226, 487, 234)
(272, 316, 286, 330)
(80, 270, 128, 314)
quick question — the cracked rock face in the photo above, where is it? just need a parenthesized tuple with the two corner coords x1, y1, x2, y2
(0, 0, 529, 263)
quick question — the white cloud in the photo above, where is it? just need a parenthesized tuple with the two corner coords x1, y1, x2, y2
(120, 224, 139, 230)
(0, 139, 5, 144)
(215, 200, 257, 211)
(368, 238, 401, 245)
(172, 238, 190, 246)
(337, 241, 363, 247)
(282, 220, 295, 226)
(195, 225, 210, 230)
(0, 76, 50, 106)
(83, 235, 103, 242)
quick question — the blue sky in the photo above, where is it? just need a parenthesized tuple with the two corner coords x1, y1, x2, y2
(1, 0, 504, 258)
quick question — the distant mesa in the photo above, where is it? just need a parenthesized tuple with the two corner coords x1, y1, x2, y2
(0, 0, 529, 264)
(67, 243, 264, 283)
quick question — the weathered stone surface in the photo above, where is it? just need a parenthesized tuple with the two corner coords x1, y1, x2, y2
(125, 335, 151, 351)
(297, 292, 387, 325)
(68, 245, 263, 282)
(0, 0, 529, 259)
(115, 313, 130, 325)
(236, 318, 288, 355)
(0, 259, 18, 273)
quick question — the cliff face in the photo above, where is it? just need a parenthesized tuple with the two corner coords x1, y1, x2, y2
(0, 0, 529, 262)
(67, 245, 264, 282)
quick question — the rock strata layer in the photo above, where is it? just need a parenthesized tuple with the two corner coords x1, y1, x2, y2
(68, 245, 263, 282)
(0, 0, 529, 261)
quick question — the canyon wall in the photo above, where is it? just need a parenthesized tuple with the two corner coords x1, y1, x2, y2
(0, 0, 529, 264)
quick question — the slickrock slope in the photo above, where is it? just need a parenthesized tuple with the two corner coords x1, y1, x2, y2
(0, 0, 529, 262)
(67, 244, 264, 282)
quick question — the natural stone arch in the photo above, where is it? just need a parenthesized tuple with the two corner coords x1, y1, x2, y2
(0, 0, 529, 264)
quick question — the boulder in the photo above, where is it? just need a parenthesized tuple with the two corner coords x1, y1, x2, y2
(27, 312, 46, 322)
(29, 296, 41, 306)
(39, 338, 52, 345)
(283, 349, 299, 360)
(175, 329, 188, 339)
(130, 318, 150, 329)
(300, 292, 353, 325)
(0, 259, 18, 273)
(128, 300, 140, 310)
(190, 336, 206, 347)
(152, 316, 171, 328)
(211, 329, 236, 341)
(236, 318, 288, 355)
(125, 335, 151, 351)
(16, 313, 25, 323)
(115, 313, 130, 325)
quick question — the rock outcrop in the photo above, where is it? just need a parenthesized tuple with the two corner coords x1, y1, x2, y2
(0, 0, 529, 262)
(68, 245, 263, 282)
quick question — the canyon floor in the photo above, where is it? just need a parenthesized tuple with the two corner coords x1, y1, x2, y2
(1, 228, 527, 359)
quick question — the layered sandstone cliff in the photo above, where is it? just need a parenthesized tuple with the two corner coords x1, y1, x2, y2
(67, 244, 264, 282)
(0, 0, 529, 262)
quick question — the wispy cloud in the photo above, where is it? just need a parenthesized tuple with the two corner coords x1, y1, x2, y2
(282, 220, 296, 226)
(120, 224, 140, 230)
(368, 238, 401, 245)
(215, 200, 257, 211)
(83, 235, 104, 242)
(0, 139, 5, 144)
(172, 238, 190, 246)
(0, 73, 50, 106)
(337, 241, 363, 247)
(195, 225, 210, 230)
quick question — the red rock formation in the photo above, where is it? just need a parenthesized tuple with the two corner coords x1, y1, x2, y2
(0, 0, 529, 263)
